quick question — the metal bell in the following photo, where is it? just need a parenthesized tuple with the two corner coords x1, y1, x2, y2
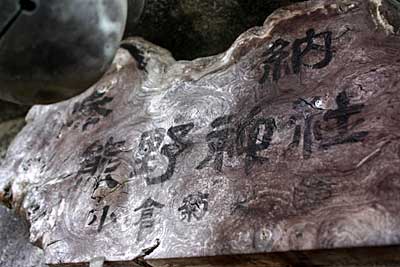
(0, 0, 128, 104)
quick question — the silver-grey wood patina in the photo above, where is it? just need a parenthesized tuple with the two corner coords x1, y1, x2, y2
(0, 206, 45, 267)
(1, 0, 400, 266)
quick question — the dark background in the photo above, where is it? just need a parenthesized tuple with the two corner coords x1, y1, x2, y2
(0, 0, 306, 127)
(125, 0, 305, 60)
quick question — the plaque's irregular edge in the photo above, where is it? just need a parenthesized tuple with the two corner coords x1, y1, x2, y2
(0, 205, 46, 267)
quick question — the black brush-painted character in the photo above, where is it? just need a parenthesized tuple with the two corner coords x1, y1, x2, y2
(135, 129, 166, 163)
(259, 29, 334, 84)
(317, 91, 368, 149)
(71, 91, 113, 131)
(196, 115, 236, 172)
(287, 98, 323, 159)
(80, 137, 125, 232)
(79, 137, 126, 199)
(178, 192, 209, 222)
(287, 92, 368, 159)
(292, 29, 333, 74)
(259, 38, 290, 83)
(134, 198, 164, 241)
(87, 205, 118, 233)
(237, 106, 276, 174)
(145, 123, 194, 185)
(134, 128, 166, 178)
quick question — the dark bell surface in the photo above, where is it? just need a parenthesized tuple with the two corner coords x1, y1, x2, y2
(0, 0, 127, 104)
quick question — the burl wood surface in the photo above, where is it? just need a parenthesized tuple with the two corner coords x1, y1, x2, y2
(1, 0, 400, 266)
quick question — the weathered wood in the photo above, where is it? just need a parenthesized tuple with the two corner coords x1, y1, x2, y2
(147, 246, 400, 267)
(1, 0, 400, 266)
(0, 205, 45, 267)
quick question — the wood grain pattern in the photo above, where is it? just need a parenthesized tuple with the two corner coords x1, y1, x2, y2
(1, 0, 400, 266)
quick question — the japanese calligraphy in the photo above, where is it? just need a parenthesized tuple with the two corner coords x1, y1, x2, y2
(178, 192, 209, 222)
(292, 29, 333, 74)
(135, 124, 194, 186)
(259, 39, 290, 83)
(79, 137, 125, 232)
(196, 115, 235, 172)
(197, 109, 276, 174)
(134, 198, 164, 241)
(237, 106, 276, 174)
(87, 205, 117, 232)
(149, 123, 195, 185)
(286, 98, 323, 159)
(134, 128, 166, 177)
(79, 137, 126, 199)
(259, 28, 333, 83)
(318, 91, 368, 149)
(287, 92, 368, 159)
(71, 90, 113, 131)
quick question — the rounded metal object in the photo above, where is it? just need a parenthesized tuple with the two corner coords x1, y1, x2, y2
(0, 0, 128, 104)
